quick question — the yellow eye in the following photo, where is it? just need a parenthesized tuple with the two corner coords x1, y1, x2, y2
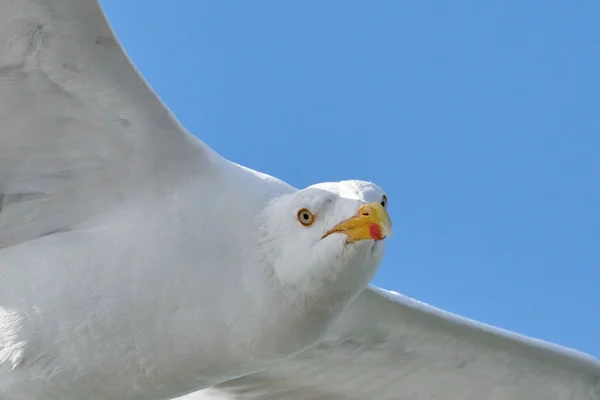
(297, 208, 316, 226)
(381, 194, 388, 208)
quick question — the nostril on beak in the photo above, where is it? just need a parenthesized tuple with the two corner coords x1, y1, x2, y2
(361, 212, 370, 216)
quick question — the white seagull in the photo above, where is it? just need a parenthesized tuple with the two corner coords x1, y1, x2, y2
(0, 1, 598, 399)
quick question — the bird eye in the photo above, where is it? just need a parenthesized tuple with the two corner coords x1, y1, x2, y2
(381, 194, 388, 208)
(297, 208, 315, 226)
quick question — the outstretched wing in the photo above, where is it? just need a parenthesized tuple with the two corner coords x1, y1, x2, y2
(0, 0, 210, 248)
(183, 285, 600, 400)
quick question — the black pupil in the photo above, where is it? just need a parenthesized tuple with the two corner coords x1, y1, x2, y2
(303, 213, 309, 220)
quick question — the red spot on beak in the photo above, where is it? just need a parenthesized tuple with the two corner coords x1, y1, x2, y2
(369, 223, 383, 240)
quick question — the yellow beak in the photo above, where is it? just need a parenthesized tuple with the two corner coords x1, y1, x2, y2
(322, 202, 393, 243)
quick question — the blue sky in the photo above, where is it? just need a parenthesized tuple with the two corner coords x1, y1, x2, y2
(100, 1, 599, 357)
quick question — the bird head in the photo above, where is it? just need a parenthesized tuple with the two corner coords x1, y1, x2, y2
(258, 180, 392, 306)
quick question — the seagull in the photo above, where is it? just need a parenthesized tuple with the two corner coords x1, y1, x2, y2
(0, 1, 598, 400)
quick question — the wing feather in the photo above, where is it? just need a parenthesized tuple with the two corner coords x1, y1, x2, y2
(0, 0, 208, 248)
(183, 285, 600, 400)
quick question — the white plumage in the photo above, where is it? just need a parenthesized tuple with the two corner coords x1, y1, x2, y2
(0, 1, 598, 399)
